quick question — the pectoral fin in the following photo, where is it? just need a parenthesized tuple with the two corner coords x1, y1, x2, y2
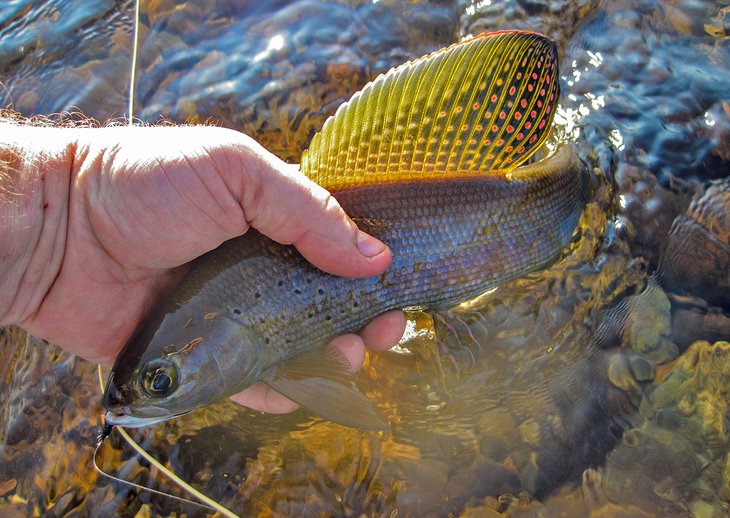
(261, 345, 388, 431)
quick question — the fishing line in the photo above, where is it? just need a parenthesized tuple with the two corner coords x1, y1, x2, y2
(127, 0, 141, 125)
(0, 81, 14, 110)
(95, 366, 240, 517)
(92, 438, 218, 513)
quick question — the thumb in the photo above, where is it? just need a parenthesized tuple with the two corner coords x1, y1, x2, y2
(234, 136, 392, 278)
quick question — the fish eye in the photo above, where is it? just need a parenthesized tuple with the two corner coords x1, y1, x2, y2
(140, 360, 178, 397)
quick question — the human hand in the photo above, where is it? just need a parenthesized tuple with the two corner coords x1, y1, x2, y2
(1, 123, 405, 413)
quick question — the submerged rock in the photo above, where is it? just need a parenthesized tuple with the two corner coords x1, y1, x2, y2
(461, 468, 656, 517)
(658, 178, 730, 307)
(600, 340, 730, 516)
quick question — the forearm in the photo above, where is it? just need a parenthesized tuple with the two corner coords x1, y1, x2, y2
(0, 117, 76, 325)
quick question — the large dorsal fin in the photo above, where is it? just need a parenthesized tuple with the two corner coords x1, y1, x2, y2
(300, 30, 559, 190)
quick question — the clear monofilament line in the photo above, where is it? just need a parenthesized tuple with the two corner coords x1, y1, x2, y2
(127, 0, 141, 125)
(92, 441, 219, 514)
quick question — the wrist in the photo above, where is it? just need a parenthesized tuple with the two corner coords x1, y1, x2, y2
(0, 120, 77, 325)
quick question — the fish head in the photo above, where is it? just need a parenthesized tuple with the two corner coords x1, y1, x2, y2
(102, 307, 263, 427)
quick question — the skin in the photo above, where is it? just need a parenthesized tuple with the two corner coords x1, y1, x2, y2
(0, 118, 406, 414)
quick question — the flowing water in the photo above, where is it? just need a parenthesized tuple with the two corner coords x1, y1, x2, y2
(1, 0, 729, 516)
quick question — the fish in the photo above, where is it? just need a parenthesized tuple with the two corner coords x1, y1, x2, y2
(103, 30, 590, 430)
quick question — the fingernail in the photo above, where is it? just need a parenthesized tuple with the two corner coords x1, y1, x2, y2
(356, 231, 386, 258)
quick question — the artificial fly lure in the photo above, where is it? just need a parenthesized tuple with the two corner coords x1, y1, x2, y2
(96, 414, 114, 445)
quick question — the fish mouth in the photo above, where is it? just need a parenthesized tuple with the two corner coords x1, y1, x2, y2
(103, 409, 189, 428)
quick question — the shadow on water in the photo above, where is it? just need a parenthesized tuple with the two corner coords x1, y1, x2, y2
(1, 0, 729, 516)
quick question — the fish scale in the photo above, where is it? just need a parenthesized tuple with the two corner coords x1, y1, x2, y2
(103, 31, 590, 430)
(186, 148, 584, 374)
